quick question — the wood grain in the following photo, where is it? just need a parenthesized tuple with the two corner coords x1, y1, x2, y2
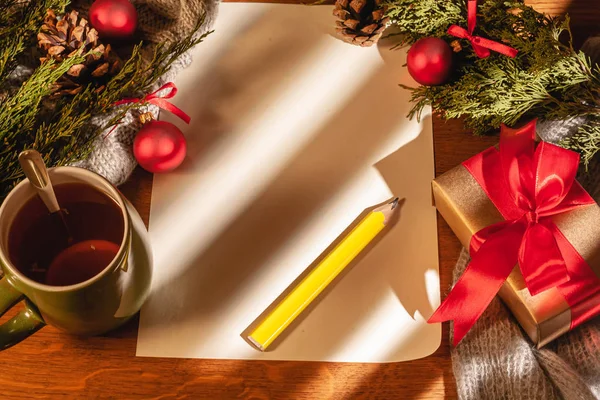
(0, 1, 597, 398)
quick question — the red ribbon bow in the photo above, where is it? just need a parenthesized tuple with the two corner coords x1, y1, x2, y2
(429, 119, 600, 346)
(447, 0, 518, 58)
(114, 82, 191, 124)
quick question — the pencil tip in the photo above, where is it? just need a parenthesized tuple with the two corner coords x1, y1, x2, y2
(390, 197, 399, 209)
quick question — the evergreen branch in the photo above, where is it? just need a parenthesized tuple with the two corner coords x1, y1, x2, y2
(0, 0, 70, 82)
(386, 0, 600, 166)
(0, 55, 84, 186)
(382, 0, 464, 44)
(0, 1, 26, 29)
(561, 118, 600, 169)
(132, 15, 213, 93)
(0, 55, 84, 141)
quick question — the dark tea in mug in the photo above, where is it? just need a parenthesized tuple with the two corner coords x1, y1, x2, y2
(8, 183, 124, 286)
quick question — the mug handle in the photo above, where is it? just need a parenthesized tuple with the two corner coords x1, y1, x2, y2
(0, 277, 45, 350)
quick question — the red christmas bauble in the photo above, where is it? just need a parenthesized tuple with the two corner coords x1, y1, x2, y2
(407, 37, 453, 86)
(89, 0, 138, 38)
(133, 120, 187, 173)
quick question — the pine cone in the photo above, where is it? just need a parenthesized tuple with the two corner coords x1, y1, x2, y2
(38, 10, 122, 96)
(333, 0, 390, 47)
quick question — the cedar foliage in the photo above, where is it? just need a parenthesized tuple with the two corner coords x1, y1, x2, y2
(0, 0, 211, 198)
(383, 0, 600, 167)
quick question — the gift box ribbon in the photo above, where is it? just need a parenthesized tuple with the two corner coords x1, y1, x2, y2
(105, 82, 190, 138)
(429, 119, 600, 345)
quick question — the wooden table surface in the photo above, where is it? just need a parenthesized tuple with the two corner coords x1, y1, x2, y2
(0, 1, 597, 399)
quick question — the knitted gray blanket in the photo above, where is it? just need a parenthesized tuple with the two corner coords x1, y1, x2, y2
(451, 38, 600, 400)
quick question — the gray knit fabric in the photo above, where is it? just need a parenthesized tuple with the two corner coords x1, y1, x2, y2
(451, 248, 600, 400)
(451, 37, 600, 400)
(75, 0, 219, 186)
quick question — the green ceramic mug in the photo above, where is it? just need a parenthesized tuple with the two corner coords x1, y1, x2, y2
(0, 166, 152, 349)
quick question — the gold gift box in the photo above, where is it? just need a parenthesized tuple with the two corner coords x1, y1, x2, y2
(433, 163, 600, 347)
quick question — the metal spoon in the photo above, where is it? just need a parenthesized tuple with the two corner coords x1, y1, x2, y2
(18, 150, 61, 213)
(18, 150, 72, 243)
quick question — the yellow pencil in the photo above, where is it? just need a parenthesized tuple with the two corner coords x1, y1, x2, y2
(247, 197, 399, 351)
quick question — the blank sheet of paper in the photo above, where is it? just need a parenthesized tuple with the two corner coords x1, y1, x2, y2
(136, 3, 440, 362)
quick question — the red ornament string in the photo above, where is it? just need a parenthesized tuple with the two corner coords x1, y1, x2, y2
(114, 82, 190, 123)
(447, 0, 518, 58)
(428, 120, 600, 346)
(105, 82, 190, 137)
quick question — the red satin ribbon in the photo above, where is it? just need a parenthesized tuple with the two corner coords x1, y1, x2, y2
(447, 0, 518, 58)
(429, 119, 600, 346)
(113, 82, 191, 124)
